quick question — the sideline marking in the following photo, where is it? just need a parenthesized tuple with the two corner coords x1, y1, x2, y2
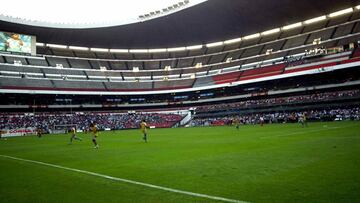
(260, 126, 342, 139)
(0, 154, 247, 203)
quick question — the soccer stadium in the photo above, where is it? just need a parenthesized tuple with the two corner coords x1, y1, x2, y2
(0, 0, 360, 202)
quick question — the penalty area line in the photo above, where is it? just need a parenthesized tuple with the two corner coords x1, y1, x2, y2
(0, 154, 247, 203)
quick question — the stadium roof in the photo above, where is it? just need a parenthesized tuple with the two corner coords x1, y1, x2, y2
(0, 0, 359, 49)
(0, 0, 207, 29)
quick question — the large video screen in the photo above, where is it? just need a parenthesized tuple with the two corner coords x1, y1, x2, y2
(0, 31, 36, 55)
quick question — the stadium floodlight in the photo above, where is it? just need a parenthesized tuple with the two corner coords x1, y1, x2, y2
(167, 47, 186, 52)
(110, 49, 129, 53)
(36, 42, 45, 47)
(186, 45, 203, 50)
(329, 8, 353, 18)
(243, 33, 260, 40)
(356, 5, 360, 10)
(261, 28, 281, 36)
(282, 22, 302, 30)
(129, 49, 148, 53)
(304, 16, 327, 24)
(148, 48, 167, 53)
(47, 44, 68, 49)
(206, 41, 224, 48)
(90, 48, 109, 52)
(224, 38, 242, 45)
(69, 46, 89, 51)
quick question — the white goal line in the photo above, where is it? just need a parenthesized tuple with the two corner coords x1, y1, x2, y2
(0, 154, 248, 203)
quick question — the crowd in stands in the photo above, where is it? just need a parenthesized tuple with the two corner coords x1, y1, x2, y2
(0, 113, 184, 131)
(195, 90, 360, 112)
(191, 107, 360, 127)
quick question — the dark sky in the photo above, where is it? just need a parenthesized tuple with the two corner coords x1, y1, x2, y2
(0, 0, 359, 48)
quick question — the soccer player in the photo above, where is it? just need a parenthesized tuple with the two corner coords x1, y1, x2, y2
(69, 127, 82, 144)
(90, 123, 99, 149)
(259, 116, 264, 127)
(0, 130, 5, 139)
(36, 127, 42, 138)
(140, 120, 149, 143)
(299, 113, 308, 128)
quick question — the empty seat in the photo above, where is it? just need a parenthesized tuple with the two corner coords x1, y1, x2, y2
(74, 51, 96, 58)
(95, 52, 115, 59)
(68, 59, 92, 69)
(144, 61, 160, 70)
(27, 58, 48, 66)
(241, 45, 263, 58)
(333, 23, 355, 38)
(108, 61, 127, 70)
(193, 76, 215, 88)
(127, 61, 144, 70)
(263, 40, 286, 52)
(47, 57, 70, 68)
(306, 28, 335, 44)
(154, 79, 194, 89)
(52, 80, 106, 90)
(177, 58, 193, 68)
(208, 53, 227, 64)
(193, 56, 210, 66)
(0, 77, 53, 89)
(51, 49, 74, 57)
(206, 46, 224, 54)
(160, 59, 177, 69)
(105, 81, 153, 90)
(89, 60, 110, 70)
(225, 49, 244, 60)
(4, 56, 28, 65)
(283, 34, 308, 49)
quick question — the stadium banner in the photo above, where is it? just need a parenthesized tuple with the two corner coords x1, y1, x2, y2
(0, 31, 36, 55)
(2, 128, 36, 137)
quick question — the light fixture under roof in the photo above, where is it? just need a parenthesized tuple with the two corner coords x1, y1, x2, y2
(148, 48, 167, 53)
(129, 49, 148, 53)
(206, 41, 224, 48)
(224, 38, 242, 45)
(186, 45, 203, 50)
(243, 33, 260, 40)
(36, 43, 45, 47)
(110, 49, 129, 53)
(329, 8, 354, 18)
(90, 48, 109, 52)
(304, 16, 327, 24)
(282, 22, 302, 30)
(47, 44, 67, 49)
(69, 46, 89, 51)
(167, 47, 186, 52)
(261, 28, 281, 36)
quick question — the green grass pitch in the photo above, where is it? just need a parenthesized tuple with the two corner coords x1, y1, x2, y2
(0, 121, 360, 203)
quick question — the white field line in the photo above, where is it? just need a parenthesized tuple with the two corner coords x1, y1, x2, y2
(260, 126, 342, 139)
(0, 154, 247, 203)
